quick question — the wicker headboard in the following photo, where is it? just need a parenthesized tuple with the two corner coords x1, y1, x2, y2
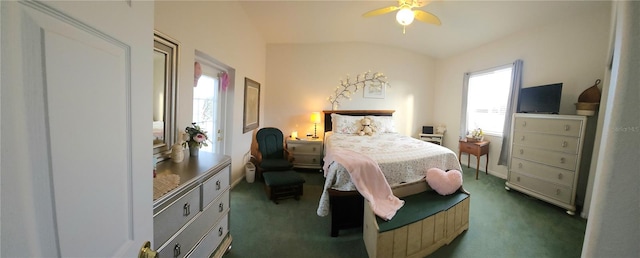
(323, 110, 395, 132)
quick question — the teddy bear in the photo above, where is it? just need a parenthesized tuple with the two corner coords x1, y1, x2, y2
(358, 117, 375, 136)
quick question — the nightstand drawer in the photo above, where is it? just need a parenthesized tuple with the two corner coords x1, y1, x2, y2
(510, 158, 575, 187)
(291, 154, 322, 165)
(460, 142, 479, 154)
(287, 142, 322, 154)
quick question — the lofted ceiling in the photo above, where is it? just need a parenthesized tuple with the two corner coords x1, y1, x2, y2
(239, 0, 611, 59)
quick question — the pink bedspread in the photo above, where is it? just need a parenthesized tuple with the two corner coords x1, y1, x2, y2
(323, 148, 404, 220)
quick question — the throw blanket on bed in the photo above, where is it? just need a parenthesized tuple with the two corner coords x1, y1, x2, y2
(323, 148, 404, 220)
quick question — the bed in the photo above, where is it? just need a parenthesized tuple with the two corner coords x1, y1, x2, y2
(318, 110, 463, 237)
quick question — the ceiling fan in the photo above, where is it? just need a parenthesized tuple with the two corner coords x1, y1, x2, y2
(362, 0, 441, 33)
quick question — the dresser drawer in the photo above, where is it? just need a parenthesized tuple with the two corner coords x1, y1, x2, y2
(510, 158, 575, 187)
(508, 172, 572, 204)
(513, 131, 580, 154)
(157, 192, 226, 258)
(514, 116, 583, 137)
(206, 190, 229, 229)
(287, 141, 323, 154)
(154, 186, 200, 247)
(202, 166, 230, 209)
(512, 145, 578, 171)
(186, 213, 229, 258)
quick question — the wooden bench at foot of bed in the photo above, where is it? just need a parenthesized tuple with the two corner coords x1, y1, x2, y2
(364, 180, 470, 258)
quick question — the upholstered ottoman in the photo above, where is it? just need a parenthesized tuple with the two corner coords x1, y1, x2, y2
(263, 170, 305, 204)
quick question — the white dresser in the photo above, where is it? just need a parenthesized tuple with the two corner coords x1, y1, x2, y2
(506, 114, 587, 215)
(286, 138, 323, 169)
(154, 153, 232, 257)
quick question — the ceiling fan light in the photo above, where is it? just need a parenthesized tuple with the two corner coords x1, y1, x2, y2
(396, 7, 415, 26)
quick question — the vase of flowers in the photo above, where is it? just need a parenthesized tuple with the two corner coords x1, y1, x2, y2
(467, 128, 484, 142)
(182, 123, 209, 157)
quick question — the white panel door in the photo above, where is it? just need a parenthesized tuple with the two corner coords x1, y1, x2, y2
(1, 1, 153, 257)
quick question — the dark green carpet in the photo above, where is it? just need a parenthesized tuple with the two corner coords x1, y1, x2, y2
(225, 167, 586, 258)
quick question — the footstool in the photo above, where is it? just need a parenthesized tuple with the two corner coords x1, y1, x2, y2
(263, 170, 305, 204)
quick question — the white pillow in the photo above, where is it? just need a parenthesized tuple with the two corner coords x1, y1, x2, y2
(369, 116, 396, 133)
(331, 113, 363, 134)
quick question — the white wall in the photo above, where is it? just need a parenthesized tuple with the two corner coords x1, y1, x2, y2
(433, 6, 611, 179)
(155, 1, 266, 183)
(582, 1, 640, 256)
(265, 43, 437, 139)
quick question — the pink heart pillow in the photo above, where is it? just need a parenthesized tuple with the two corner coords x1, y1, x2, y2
(425, 168, 463, 195)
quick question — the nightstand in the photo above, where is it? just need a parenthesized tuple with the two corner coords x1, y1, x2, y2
(419, 133, 444, 145)
(286, 138, 323, 170)
(458, 140, 490, 180)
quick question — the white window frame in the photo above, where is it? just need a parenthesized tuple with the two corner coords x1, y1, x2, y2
(461, 64, 514, 137)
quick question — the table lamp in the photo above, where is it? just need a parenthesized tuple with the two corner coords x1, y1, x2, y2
(310, 112, 321, 139)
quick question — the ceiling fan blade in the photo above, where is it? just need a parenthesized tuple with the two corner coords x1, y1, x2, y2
(413, 0, 434, 8)
(414, 10, 441, 25)
(362, 6, 399, 17)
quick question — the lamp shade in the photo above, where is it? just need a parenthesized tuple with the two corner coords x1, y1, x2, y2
(396, 7, 415, 25)
(310, 112, 321, 124)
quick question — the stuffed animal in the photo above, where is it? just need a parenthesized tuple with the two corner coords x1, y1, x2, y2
(358, 117, 375, 136)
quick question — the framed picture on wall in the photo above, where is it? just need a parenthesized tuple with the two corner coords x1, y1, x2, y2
(243, 77, 260, 133)
(364, 83, 386, 99)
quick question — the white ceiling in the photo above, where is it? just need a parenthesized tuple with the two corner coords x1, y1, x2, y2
(239, 0, 611, 58)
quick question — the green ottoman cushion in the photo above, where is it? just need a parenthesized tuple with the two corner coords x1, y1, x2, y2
(263, 170, 305, 204)
(263, 171, 305, 186)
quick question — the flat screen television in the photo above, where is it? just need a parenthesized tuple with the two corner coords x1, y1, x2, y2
(517, 83, 562, 114)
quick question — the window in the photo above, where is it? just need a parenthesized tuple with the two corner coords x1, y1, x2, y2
(464, 65, 514, 136)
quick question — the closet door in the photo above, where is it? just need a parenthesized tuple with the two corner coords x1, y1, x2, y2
(1, 1, 153, 257)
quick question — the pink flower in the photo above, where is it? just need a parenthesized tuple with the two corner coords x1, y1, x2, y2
(193, 133, 206, 143)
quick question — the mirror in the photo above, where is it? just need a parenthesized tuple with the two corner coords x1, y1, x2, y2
(153, 32, 178, 158)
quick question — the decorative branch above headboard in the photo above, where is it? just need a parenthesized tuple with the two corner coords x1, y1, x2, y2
(327, 72, 388, 110)
(322, 110, 395, 132)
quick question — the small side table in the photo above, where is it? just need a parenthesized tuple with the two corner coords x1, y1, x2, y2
(458, 140, 490, 180)
(418, 133, 444, 145)
(286, 138, 323, 170)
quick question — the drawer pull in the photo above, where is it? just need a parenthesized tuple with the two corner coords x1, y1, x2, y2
(183, 203, 190, 216)
(518, 163, 523, 169)
(218, 226, 224, 237)
(519, 149, 524, 155)
(312, 147, 316, 151)
(216, 180, 221, 190)
(560, 157, 566, 164)
(522, 121, 527, 127)
(173, 243, 181, 258)
(556, 189, 561, 195)
(292, 146, 296, 151)
(558, 173, 563, 180)
(219, 203, 224, 212)
(312, 158, 317, 162)
(564, 125, 570, 131)
(562, 141, 568, 148)
(516, 176, 520, 182)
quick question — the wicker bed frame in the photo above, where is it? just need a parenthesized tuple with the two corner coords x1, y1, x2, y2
(322, 110, 395, 237)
